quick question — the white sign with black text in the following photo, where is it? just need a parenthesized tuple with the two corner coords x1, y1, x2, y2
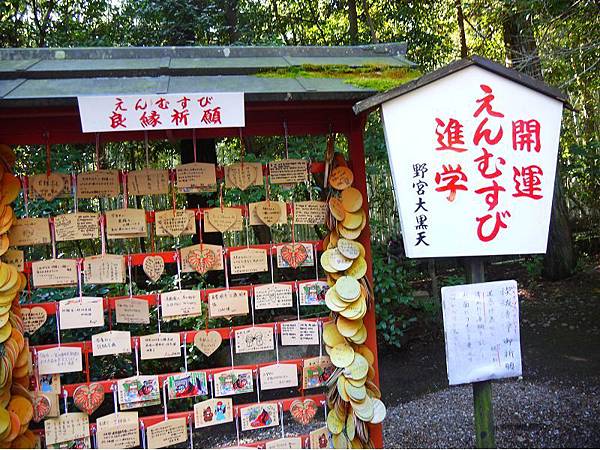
(441, 279, 522, 385)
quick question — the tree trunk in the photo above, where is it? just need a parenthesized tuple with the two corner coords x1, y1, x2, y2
(180, 138, 223, 286)
(503, 11, 542, 79)
(542, 165, 575, 280)
(361, 0, 378, 44)
(503, 7, 576, 280)
(270, 0, 289, 45)
(223, 0, 240, 44)
(455, 0, 468, 58)
(243, 137, 271, 245)
(348, 0, 358, 45)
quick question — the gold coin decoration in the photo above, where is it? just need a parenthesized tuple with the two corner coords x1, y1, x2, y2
(0, 145, 32, 447)
(329, 197, 346, 222)
(323, 322, 346, 347)
(321, 152, 386, 446)
(330, 342, 355, 368)
(337, 238, 360, 260)
(329, 166, 354, 190)
(336, 276, 361, 301)
(340, 187, 363, 213)
(336, 316, 362, 338)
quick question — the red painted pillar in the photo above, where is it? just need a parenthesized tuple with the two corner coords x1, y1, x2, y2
(347, 113, 384, 448)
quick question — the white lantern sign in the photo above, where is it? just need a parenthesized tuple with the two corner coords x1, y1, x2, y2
(379, 63, 564, 258)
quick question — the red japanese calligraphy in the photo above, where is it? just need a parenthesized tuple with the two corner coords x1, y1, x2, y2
(470, 83, 510, 242)
(171, 109, 189, 126)
(114, 97, 127, 111)
(155, 97, 170, 110)
(177, 96, 191, 109)
(201, 107, 222, 125)
(135, 99, 147, 111)
(475, 180, 506, 211)
(109, 98, 128, 128)
(435, 118, 467, 152)
(513, 165, 543, 199)
(198, 96, 213, 108)
(435, 164, 468, 202)
(109, 111, 127, 129)
(139, 111, 161, 128)
(474, 148, 505, 179)
(474, 117, 503, 146)
(476, 210, 511, 242)
(512, 119, 541, 152)
(473, 84, 504, 118)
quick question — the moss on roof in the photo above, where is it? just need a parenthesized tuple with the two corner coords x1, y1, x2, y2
(258, 64, 421, 91)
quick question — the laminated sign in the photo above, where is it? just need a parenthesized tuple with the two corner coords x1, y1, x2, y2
(380, 64, 564, 257)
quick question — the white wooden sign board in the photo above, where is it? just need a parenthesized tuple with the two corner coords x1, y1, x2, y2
(381, 65, 563, 257)
(441, 280, 522, 385)
(78, 92, 244, 132)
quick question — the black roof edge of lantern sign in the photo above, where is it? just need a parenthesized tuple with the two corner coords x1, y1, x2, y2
(352, 55, 572, 115)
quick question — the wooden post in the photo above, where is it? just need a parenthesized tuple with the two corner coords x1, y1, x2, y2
(465, 257, 496, 448)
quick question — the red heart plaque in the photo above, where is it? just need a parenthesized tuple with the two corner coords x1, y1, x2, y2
(188, 248, 216, 275)
(32, 392, 51, 422)
(73, 383, 105, 416)
(290, 398, 318, 425)
(280, 243, 308, 268)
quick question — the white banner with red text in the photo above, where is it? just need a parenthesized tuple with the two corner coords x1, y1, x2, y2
(78, 92, 244, 132)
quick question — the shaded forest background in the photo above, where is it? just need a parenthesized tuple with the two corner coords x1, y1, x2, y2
(0, 0, 598, 347)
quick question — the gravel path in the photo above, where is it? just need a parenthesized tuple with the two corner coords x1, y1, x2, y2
(383, 379, 600, 448)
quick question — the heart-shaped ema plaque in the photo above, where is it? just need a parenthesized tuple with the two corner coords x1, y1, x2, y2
(143, 256, 164, 283)
(290, 398, 318, 426)
(193, 330, 222, 357)
(22, 306, 47, 335)
(256, 201, 282, 227)
(73, 383, 105, 416)
(159, 210, 190, 237)
(30, 173, 65, 202)
(32, 392, 51, 423)
(207, 208, 237, 233)
(281, 243, 308, 268)
(187, 248, 216, 275)
(227, 163, 258, 191)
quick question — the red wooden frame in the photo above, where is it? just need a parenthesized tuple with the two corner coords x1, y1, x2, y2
(3, 100, 383, 448)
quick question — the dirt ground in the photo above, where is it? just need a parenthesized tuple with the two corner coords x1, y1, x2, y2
(379, 257, 600, 448)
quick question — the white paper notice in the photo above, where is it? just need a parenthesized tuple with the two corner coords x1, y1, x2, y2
(441, 280, 522, 385)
